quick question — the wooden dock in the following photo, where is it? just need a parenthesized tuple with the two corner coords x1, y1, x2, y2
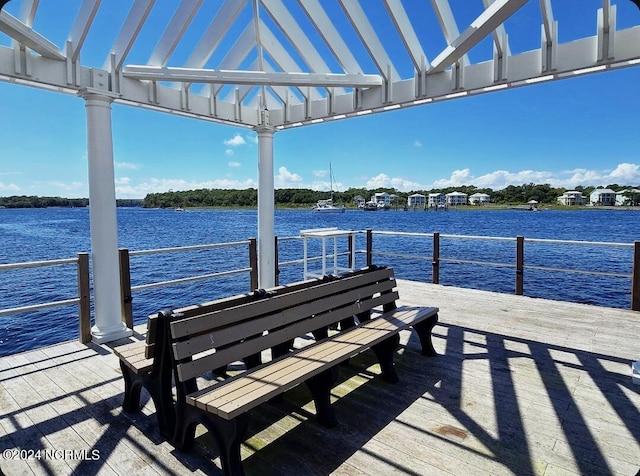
(1, 281, 639, 475)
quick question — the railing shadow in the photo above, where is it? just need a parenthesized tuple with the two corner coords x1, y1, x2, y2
(2, 322, 638, 475)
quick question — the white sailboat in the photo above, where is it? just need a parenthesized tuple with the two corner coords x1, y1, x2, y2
(313, 164, 346, 213)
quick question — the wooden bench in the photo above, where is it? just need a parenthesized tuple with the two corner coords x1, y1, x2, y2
(164, 266, 439, 476)
(112, 278, 344, 437)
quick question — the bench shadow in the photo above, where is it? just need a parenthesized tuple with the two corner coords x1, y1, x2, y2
(183, 322, 639, 475)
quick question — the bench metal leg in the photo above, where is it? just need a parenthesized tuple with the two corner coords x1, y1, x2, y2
(413, 313, 439, 357)
(120, 361, 144, 414)
(120, 360, 176, 439)
(173, 402, 248, 476)
(371, 333, 401, 383)
(305, 367, 339, 428)
(271, 339, 294, 360)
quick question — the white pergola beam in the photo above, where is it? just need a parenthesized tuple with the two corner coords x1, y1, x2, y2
(258, 19, 324, 101)
(184, 0, 247, 68)
(384, 0, 429, 72)
(0, 10, 65, 60)
(261, 0, 332, 75)
(431, 0, 469, 67)
(540, 0, 554, 46)
(149, 0, 203, 66)
(483, 0, 511, 57)
(299, 0, 363, 74)
(123, 65, 382, 88)
(18, 0, 37, 27)
(105, 0, 154, 73)
(339, 0, 398, 81)
(429, 0, 528, 74)
(68, 0, 101, 62)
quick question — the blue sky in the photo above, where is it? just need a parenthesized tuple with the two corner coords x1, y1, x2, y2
(1, 1, 639, 199)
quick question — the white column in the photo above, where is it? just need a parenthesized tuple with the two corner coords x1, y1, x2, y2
(80, 90, 132, 343)
(255, 125, 276, 289)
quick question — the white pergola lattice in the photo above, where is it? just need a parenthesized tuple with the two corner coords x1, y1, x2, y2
(1, 0, 639, 343)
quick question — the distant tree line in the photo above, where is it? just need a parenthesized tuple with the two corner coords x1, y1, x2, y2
(142, 183, 637, 208)
(0, 196, 143, 208)
(2, 183, 636, 209)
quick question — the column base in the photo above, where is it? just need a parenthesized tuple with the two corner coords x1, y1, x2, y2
(91, 322, 132, 344)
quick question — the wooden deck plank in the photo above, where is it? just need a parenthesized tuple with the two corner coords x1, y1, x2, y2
(1, 281, 639, 475)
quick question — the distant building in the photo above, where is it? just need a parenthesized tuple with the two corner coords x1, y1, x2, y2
(589, 189, 616, 206)
(615, 189, 640, 206)
(469, 193, 491, 205)
(445, 191, 468, 206)
(408, 193, 426, 208)
(428, 193, 446, 209)
(354, 195, 366, 208)
(373, 192, 391, 207)
(557, 191, 585, 206)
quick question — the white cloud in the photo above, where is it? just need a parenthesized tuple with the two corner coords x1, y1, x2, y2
(608, 163, 640, 181)
(115, 162, 140, 170)
(225, 149, 234, 156)
(223, 134, 246, 146)
(428, 163, 640, 190)
(0, 182, 20, 192)
(414, 140, 422, 147)
(365, 173, 424, 192)
(313, 169, 327, 178)
(228, 161, 241, 168)
(275, 166, 304, 188)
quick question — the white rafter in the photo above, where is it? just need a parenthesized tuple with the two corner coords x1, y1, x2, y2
(183, 0, 247, 69)
(430, 0, 469, 67)
(0, 0, 638, 129)
(68, 0, 102, 62)
(148, 0, 203, 66)
(429, 0, 528, 74)
(105, 0, 154, 73)
(383, 0, 429, 72)
(0, 9, 64, 60)
(339, 0, 399, 81)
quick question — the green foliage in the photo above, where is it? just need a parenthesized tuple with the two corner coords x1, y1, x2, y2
(0, 196, 143, 208)
(3, 182, 638, 209)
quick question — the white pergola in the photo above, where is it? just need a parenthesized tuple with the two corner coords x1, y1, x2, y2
(1, 0, 639, 343)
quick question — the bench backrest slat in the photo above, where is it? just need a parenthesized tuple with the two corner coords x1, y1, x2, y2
(172, 276, 333, 318)
(171, 278, 396, 360)
(175, 290, 399, 382)
(170, 267, 395, 340)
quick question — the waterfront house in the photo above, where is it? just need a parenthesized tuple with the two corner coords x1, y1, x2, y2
(590, 188, 617, 206)
(408, 193, 426, 209)
(557, 191, 585, 206)
(445, 191, 468, 206)
(354, 195, 366, 209)
(373, 192, 392, 208)
(428, 193, 446, 209)
(615, 189, 640, 206)
(469, 192, 491, 205)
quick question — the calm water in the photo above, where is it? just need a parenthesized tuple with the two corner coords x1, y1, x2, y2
(1, 207, 639, 356)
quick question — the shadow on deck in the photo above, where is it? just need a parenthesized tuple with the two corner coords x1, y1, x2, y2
(1, 282, 638, 475)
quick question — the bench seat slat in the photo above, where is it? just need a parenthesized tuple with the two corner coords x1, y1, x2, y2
(190, 306, 436, 403)
(172, 279, 397, 360)
(171, 268, 395, 339)
(175, 291, 399, 382)
(188, 306, 438, 419)
(113, 341, 154, 374)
